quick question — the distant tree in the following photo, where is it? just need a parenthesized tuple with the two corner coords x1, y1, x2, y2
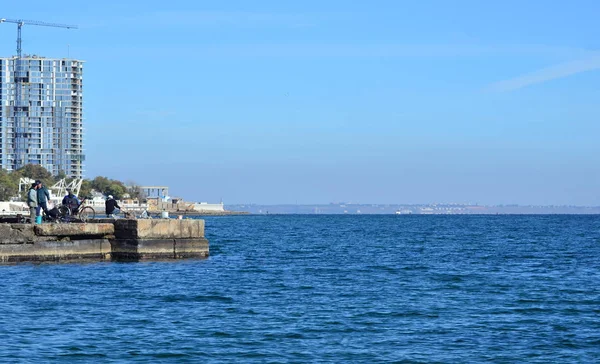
(0, 169, 19, 201)
(16, 164, 53, 182)
(90, 176, 111, 195)
(0, 168, 143, 202)
(79, 179, 93, 199)
(89, 176, 128, 199)
(105, 183, 126, 200)
(126, 181, 146, 200)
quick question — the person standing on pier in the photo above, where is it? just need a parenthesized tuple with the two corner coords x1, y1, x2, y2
(105, 195, 121, 218)
(36, 180, 51, 218)
(27, 183, 39, 224)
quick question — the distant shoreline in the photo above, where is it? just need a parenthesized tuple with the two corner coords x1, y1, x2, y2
(224, 204, 600, 215)
(230, 213, 600, 216)
(159, 211, 249, 217)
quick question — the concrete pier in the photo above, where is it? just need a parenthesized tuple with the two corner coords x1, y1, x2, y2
(0, 219, 208, 264)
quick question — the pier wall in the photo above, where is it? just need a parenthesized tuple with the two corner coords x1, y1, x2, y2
(0, 219, 208, 264)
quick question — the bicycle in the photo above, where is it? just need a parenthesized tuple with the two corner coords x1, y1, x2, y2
(44, 205, 70, 223)
(60, 197, 96, 223)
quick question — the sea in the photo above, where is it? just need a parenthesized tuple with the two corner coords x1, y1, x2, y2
(1, 215, 599, 363)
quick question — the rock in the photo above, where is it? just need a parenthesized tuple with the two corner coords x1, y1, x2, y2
(0, 224, 37, 244)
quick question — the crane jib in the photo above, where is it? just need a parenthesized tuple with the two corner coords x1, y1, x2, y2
(0, 18, 77, 29)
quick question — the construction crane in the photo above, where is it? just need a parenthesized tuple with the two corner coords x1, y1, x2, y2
(0, 18, 77, 170)
(0, 18, 77, 58)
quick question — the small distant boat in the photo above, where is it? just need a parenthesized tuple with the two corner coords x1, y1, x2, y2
(395, 209, 412, 215)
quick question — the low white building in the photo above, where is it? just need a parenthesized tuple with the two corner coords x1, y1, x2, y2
(192, 202, 225, 213)
(0, 201, 28, 216)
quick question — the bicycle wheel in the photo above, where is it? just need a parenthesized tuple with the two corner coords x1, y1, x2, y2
(78, 206, 96, 222)
(57, 205, 71, 223)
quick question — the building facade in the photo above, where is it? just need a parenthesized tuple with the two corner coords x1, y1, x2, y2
(0, 55, 84, 178)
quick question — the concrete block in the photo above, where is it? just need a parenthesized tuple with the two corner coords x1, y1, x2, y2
(34, 223, 114, 237)
(175, 238, 209, 258)
(110, 238, 209, 261)
(110, 238, 174, 261)
(110, 239, 173, 254)
(138, 239, 175, 256)
(114, 219, 205, 239)
(1, 220, 208, 264)
(0, 239, 111, 263)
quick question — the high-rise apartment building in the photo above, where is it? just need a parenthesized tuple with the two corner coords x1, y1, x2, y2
(0, 55, 84, 178)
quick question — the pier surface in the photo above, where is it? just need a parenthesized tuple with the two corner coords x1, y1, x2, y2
(0, 219, 208, 264)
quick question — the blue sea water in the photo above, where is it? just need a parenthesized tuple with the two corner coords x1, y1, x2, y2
(1, 215, 599, 363)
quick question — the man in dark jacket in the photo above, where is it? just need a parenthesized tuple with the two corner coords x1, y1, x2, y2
(62, 189, 80, 214)
(36, 180, 51, 217)
(105, 195, 121, 218)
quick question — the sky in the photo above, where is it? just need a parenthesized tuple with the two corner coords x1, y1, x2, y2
(1, 0, 599, 205)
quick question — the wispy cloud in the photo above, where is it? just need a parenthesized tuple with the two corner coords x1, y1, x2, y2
(486, 53, 600, 92)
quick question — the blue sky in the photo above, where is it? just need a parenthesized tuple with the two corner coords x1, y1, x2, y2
(1, 0, 599, 205)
